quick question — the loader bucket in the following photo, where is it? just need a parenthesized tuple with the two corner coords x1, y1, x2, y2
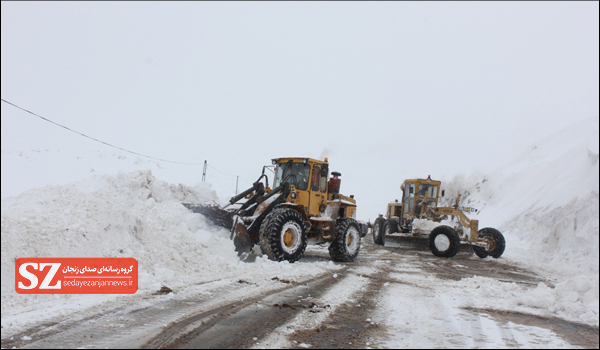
(182, 203, 234, 230)
(231, 216, 254, 256)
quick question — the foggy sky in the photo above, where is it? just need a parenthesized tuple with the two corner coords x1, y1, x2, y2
(2, 2, 599, 221)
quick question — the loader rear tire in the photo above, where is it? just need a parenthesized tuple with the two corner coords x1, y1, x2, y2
(372, 217, 386, 245)
(259, 208, 307, 263)
(329, 218, 362, 262)
(473, 227, 506, 259)
(429, 225, 460, 258)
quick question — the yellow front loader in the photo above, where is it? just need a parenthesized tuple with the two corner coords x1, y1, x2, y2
(185, 157, 366, 263)
(372, 176, 505, 259)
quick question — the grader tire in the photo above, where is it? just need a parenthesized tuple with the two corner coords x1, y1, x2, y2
(473, 246, 488, 259)
(329, 218, 362, 262)
(383, 219, 398, 235)
(429, 225, 461, 258)
(259, 208, 307, 263)
(473, 227, 506, 259)
(372, 217, 386, 245)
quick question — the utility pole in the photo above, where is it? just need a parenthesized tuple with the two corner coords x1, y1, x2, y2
(236, 176, 239, 195)
(202, 160, 207, 182)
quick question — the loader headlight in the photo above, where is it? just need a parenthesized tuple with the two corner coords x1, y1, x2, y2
(291, 192, 297, 199)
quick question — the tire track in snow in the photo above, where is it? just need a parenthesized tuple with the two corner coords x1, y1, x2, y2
(465, 307, 599, 349)
(254, 244, 393, 349)
(369, 235, 593, 348)
(2, 275, 325, 349)
(144, 268, 353, 349)
(146, 244, 391, 349)
(1, 278, 237, 349)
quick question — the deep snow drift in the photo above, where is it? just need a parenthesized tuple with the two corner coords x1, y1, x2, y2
(1, 117, 598, 335)
(1, 171, 338, 332)
(441, 116, 599, 325)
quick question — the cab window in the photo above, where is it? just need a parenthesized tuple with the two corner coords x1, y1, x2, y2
(403, 183, 415, 214)
(404, 183, 415, 198)
(311, 165, 320, 191)
(273, 162, 310, 190)
(428, 185, 438, 199)
(320, 165, 328, 192)
(418, 184, 438, 199)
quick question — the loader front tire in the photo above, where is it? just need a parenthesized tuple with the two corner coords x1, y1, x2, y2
(329, 218, 362, 262)
(429, 225, 461, 258)
(259, 208, 307, 263)
(372, 217, 386, 245)
(473, 227, 506, 259)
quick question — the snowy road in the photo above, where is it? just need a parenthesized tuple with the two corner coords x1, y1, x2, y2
(2, 235, 597, 349)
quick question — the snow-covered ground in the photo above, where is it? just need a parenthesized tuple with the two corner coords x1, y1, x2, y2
(1, 117, 598, 344)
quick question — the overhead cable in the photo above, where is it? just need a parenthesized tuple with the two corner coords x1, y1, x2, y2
(2, 98, 203, 165)
(2, 98, 259, 184)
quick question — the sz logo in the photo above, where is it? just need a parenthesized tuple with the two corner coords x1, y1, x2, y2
(16, 258, 138, 294)
(17, 262, 62, 290)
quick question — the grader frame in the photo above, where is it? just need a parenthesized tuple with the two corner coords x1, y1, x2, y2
(373, 176, 505, 259)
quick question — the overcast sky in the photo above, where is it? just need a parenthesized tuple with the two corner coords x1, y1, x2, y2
(2, 2, 599, 221)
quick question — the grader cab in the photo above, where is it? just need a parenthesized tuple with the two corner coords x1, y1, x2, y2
(372, 176, 505, 259)
(185, 157, 365, 263)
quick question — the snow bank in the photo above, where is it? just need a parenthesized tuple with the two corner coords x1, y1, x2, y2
(1, 170, 222, 292)
(1, 170, 332, 332)
(441, 116, 599, 326)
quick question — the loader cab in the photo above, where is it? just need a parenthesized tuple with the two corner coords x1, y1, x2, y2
(272, 157, 329, 217)
(401, 177, 441, 217)
(273, 161, 311, 191)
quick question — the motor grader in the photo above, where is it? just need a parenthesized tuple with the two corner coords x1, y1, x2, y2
(372, 176, 505, 259)
(184, 157, 366, 263)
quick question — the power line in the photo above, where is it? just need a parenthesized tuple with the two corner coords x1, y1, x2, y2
(1, 98, 203, 165)
(2, 98, 258, 186)
(207, 164, 253, 185)
(206, 164, 238, 177)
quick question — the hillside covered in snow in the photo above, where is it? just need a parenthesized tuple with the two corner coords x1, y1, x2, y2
(442, 117, 599, 325)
